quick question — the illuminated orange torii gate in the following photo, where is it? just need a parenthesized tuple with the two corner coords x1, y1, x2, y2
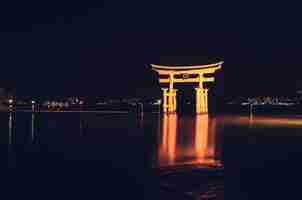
(151, 61, 223, 113)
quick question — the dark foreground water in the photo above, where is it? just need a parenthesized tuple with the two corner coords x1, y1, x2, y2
(3, 112, 302, 199)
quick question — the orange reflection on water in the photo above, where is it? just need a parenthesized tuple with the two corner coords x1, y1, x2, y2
(195, 114, 208, 161)
(223, 115, 302, 127)
(160, 114, 177, 165)
(194, 115, 218, 165)
(158, 114, 220, 167)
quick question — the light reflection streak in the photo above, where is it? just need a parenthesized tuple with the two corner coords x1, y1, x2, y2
(31, 112, 35, 142)
(8, 111, 15, 168)
(9, 111, 13, 145)
(194, 115, 218, 165)
(158, 114, 220, 167)
(160, 114, 177, 165)
(225, 115, 302, 127)
(195, 114, 208, 162)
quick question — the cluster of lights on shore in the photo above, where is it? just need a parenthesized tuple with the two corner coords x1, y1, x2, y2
(8, 99, 36, 104)
(8, 99, 36, 112)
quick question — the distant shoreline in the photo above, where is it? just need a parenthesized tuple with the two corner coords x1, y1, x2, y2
(3, 110, 130, 113)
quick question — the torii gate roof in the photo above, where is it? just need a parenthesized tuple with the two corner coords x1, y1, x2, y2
(151, 61, 223, 74)
(151, 61, 223, 71)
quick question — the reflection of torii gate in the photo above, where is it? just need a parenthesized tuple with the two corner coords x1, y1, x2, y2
(158, 113, 219, 166)
(151, 61, 223, 113)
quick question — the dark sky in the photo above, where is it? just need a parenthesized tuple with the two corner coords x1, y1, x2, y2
(1, 1, 302, 97)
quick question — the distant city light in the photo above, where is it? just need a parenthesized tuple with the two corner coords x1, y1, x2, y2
(31, 100, 36, 104)
(8, 99, 13, 104)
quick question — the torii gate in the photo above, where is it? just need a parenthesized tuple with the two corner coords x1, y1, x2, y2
(151, 61, 223, 114)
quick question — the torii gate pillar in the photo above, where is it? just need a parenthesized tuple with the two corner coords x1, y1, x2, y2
(195, 88, 208, 114)
(162, 88, 177, 113)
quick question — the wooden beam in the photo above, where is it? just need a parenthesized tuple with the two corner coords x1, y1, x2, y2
(155, 67, 220, 75)
(159, 78, 215, 83)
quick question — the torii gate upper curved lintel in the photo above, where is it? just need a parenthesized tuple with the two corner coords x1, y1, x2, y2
(151, 61, 223, 114)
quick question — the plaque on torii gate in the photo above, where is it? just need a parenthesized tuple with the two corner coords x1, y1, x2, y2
(151, 61, 223, 114)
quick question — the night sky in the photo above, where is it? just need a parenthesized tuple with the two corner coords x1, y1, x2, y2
(1, 1, 302, 97)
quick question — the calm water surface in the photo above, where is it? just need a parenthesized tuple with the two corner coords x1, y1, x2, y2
(4, 112, 302, 199)
(5, 112, 224, 168)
